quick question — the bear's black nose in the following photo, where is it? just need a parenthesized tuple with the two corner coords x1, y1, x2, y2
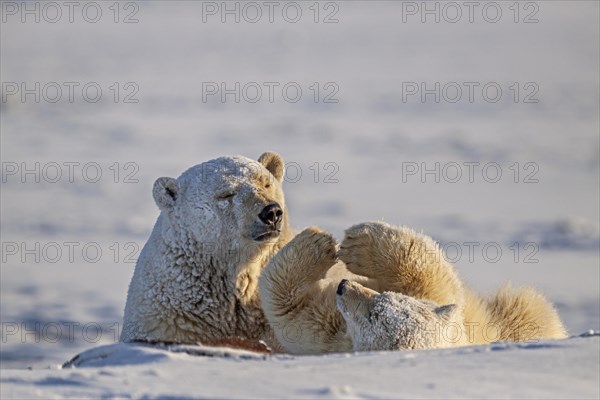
(259, 203, 283, 227)
(337, 279, 349, 295)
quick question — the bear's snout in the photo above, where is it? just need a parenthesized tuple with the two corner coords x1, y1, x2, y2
(337, 279, 349, 295)
(258, 203, 283, 227)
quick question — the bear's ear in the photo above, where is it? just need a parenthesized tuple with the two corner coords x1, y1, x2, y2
(153, 177, 178, 211)
(258, 152, 285, 182)
(434, 304, 458, 321)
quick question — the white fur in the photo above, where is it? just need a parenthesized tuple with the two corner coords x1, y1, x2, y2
(337, 283, 465, 351)
(261, 222, 567, 354)
(121, 154, 291, 345)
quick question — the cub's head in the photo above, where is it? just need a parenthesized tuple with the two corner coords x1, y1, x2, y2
(152, 152, 288, 248)
(336, 280, 461, 351)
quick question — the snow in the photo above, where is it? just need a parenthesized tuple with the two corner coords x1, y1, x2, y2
(1, 1, 598, 398)
(2, 335, 599, 399)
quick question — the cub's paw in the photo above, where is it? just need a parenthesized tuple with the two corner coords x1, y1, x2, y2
(339, 222, 399, 278)
(288, 227, 338, 270)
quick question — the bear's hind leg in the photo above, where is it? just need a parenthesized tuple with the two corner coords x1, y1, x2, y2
(339, 222, 464, 306)
(488, 284, 567, 342)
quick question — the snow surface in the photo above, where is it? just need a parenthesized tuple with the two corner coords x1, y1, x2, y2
(1, 1, 599, 398)
(2, 335, 599, 399)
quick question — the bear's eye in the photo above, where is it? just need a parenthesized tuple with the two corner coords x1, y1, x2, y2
(216, 192, 235, 200)
(265, 183, 271, 189)
(368, 311, 378, 323)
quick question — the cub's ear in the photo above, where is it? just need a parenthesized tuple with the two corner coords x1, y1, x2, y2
(258, 152, 285, 182)
(153, 177, 178, 211)
(434, 304, 458, 321)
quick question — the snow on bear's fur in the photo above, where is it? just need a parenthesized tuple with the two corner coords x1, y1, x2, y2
(121, 152, 294, 347)
(260, 222, 567, 354)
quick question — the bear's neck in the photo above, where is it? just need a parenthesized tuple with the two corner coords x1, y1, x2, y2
(155, 217, 282, 341)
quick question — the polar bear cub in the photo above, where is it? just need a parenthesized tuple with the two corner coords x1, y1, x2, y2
(260, 222, 567, 353)
(336, 280, 567, 351)
(336, 281, 464, 351)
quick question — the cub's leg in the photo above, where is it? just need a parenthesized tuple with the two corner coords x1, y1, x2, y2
(259, 227, 351, 354)
(338, 221, 464, 306)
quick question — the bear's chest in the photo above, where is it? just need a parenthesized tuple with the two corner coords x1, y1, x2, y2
(152, 261, 266, 340)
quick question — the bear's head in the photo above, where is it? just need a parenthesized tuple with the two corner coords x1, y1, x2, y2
(152, 152, 288, 252)
(336, 280, 462, 351)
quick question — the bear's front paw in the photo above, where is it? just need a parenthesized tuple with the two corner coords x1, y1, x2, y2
(290, 227, 338, 268)
(339, 223, 377, 277)
(339, 222, 399, 278)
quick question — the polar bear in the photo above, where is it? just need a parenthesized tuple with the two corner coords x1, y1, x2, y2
(337, 280, 567, 351)
(121, 152, 294, 347)
(260, 222, 567, 353)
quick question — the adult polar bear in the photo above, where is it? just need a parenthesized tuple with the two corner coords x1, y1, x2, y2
(121, 152, 293, 346)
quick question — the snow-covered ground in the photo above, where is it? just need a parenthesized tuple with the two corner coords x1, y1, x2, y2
(2, 335, 600, 399)
(1, 1, 598, 398)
